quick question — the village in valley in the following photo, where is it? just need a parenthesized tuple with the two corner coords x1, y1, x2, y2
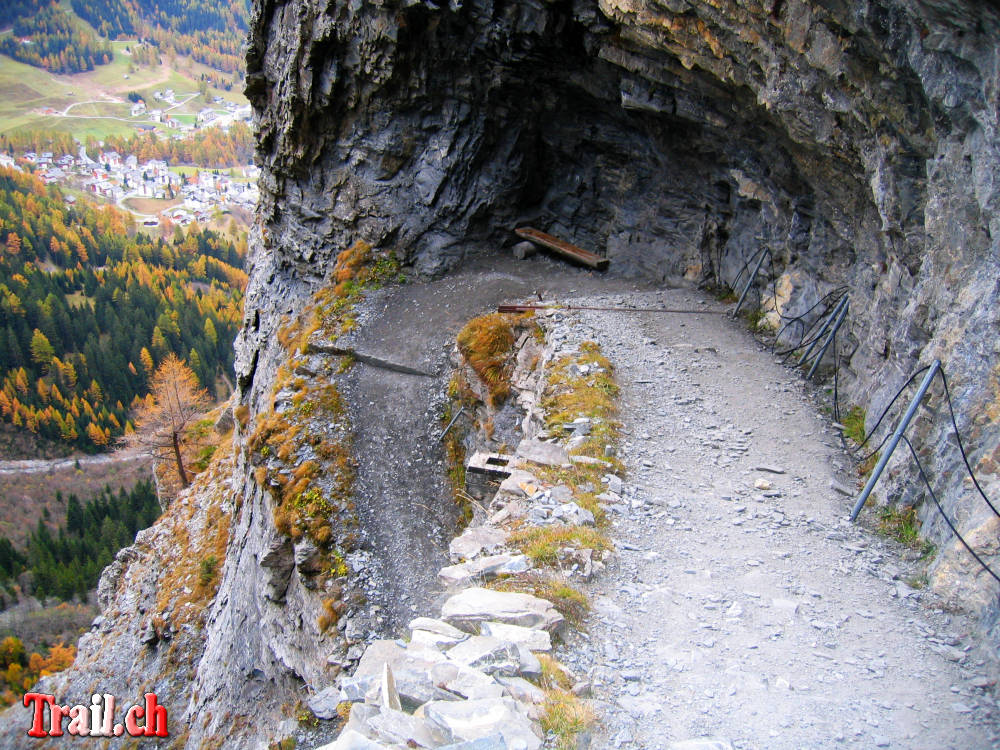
(0, 122, 259, 230)
(0, 42, 259, 231)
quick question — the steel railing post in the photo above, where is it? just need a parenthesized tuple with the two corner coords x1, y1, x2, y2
(849, 360, 941, 521)
(732, 248, 769, 318)
(806, 299, 849, 380)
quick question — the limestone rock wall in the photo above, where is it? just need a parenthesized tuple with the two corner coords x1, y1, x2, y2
(242, 0, 1000, 637)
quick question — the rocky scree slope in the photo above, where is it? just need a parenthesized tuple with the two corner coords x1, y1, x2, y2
(243, 0, 1000, 633)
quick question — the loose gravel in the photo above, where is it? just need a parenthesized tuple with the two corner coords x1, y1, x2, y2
(546, 287, 1000, 750)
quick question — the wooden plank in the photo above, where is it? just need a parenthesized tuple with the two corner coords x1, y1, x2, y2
(514, 227, 609, 270)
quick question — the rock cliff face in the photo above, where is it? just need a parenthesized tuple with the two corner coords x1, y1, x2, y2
(243, 0, 999, 624)
(3, 1, 998, 748)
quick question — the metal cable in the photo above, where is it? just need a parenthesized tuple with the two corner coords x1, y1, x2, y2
(729, 245, 851, 361)
(936, 368, 1000, 518)
(498, 304, 726, 315)
(729, 247, 766, 292)
(773, 289, 849, 360)
(773, 287, 846, 344)
(901, 436, 1000, 585)
(854, 366, 932, 463)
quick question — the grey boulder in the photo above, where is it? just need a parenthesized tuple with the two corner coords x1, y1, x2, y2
(515, 439, 571, 467)
(422, 698, 541, 749)
(439, 554, 531, 587)
(442, 587, 565, 633)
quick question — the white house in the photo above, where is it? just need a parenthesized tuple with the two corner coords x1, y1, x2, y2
(130, 101, 147, 117)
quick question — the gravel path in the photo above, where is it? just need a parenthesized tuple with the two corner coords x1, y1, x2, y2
(550, 288, 1000, 750)
(340, 257, 649, 633)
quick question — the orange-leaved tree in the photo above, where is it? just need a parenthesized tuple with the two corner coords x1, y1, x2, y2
(124, 354, 210, 488)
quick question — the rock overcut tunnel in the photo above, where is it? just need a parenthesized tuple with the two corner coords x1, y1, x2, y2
(249, 0, 874, 288)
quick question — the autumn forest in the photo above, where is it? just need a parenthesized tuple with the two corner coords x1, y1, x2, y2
(0, 166, 246, 452)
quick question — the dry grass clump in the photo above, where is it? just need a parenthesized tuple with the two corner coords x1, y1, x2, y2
(540, 688, 596, 750)
(508, 525, 610, 566)
(841, 405, 866, 445)
(319, 240, 401, 323)
(317, 596, 345, 631)
(334, 240, 372, 285)
(875, 504, 934, 555)
(537, 653, 573, 691)
(535, 653, 595, 749)
(542, 341, 620, 460)
(456, 312, 536, 407)
(276, 239, 402, 355)
(457, 313, 519, 406)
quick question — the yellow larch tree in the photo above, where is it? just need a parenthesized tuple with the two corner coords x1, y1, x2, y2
(123, 354, 210, 488)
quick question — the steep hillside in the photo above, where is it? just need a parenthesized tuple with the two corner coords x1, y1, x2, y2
(4, 0, 248, 80)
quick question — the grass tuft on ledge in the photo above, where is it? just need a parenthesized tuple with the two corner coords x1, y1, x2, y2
(540, 688, 596, 750)
(508, 525, 611, 566)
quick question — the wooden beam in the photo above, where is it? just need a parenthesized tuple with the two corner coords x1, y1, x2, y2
(514, 227, 609, 270)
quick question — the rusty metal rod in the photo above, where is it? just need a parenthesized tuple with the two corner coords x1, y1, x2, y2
(497, 304, 726, 315)
(438, 406, 465, 442)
